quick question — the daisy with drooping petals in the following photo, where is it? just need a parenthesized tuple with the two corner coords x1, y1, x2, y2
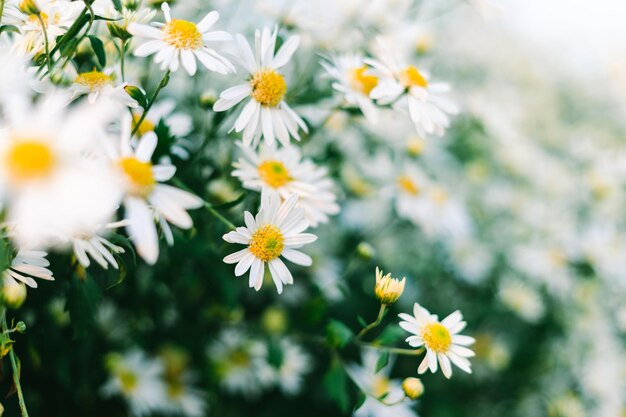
(128, 3, 235, 76)
(69, 67, 137, 108)
(213, 26, 308, 147)
(399, 303, 475, 379)
(223, 188, 317, 294)
(108, 118, 203, 265)
(321, 54, 379, 123)
(231, 143, 340, 227)
(367, 42, 458, 137)
(3, 250, 54, 289)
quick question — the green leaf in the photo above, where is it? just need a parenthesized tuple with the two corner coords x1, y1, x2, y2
(124, 85, 147, 108)
(0, 25, 20, 35)
(357, 315, 367, 328)
(59, 38, 79, 58)
(354, 389, 367, 411)
(88, 35, 106, 67)
(375, 351, 389, 373)
(325, 319, 354, 348)
(111, 0, 122, 12)
(323, 358, 350, 413)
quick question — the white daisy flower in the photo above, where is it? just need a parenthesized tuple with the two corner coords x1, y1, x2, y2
(367, 43, 459, 137)
(72, 221, 127, 270)
(273, 338, 312, 396)
(213, 26, 308, 147)
(102, 350, 169, 417)
(108, 118, 203, 264)
(321, 54, 379, 123)
(347, 349, 417, 417)
(231, 143, 340, 227)
(0, 94, 123, 249)
(0, 46, 33, 106)
(207, 329, 275, 398)
(399, 303, 476, 379)
(3, 250, 54, 289)
(4, 0, 84, 56)
(223, 188, 317, 294)
(128, 2, 235, 76)
(69, 68, 137, 108)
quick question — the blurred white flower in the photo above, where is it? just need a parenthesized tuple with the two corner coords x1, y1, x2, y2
(208, 329, 275, 398)
(3, 0, 83, 55)
(498, 277, 546, 323)
(223, 188, 317, 294)
(213, 26, 308, 147)
(273, 338, 312, 396)
(347, 349, 417, 417)
(102, 350, 169, 417)
(232, 143, 339, 227)
(321, 54, 379, 123)
(71, 221, 127, 270)
(128, 2, 235, 76)
(0, 94, 122, 249)
(3, 250, 53, 289)
(368, 41, 458, 137)
(399, 303, 475, 379)
(69, 68, 137, 108)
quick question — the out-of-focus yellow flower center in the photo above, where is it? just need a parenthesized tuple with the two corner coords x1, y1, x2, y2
(117, 370, 138, 393)
(132, 114, 155, 137)
(397, 175, 419, 196)
(372, 375, 390, 397)
(249, 224, 284, 262)
(163, 19, 202, 50)
(349, 66, 378, 95)
(431, 187, 448, 205)
(251, 69, 287, 107)
(399, 65, 428, 89)
(422, 322, 452, 353)
(6, 140, 55, 182)
(407, 136, 425, 156)
(118, 157, 155, 197)
(257, 160, 291, 188)
(75, 70, 113, 91)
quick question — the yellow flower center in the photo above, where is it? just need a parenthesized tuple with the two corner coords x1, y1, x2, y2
(117, 370, 138, 393)
(6, 140, 56, 182)
(398, 65, 428, 89)
(349, 66, 378, 95)
(118, 157, 155, 197)
(397, 175, 420, 195)
(132, 114, 155, 137)
(251, 69, 287, 107)
(74, 70, 113, 92)
(422, 322, 452, 353)
(163, 18, 202, 50)
(372, 376, 390, 397)
(257, 160, 291, 188)
(249, 224, 284, 262)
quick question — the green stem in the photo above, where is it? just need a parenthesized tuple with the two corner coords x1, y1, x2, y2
(0, 309, 29, 417)
(203, 202, 237, 231)
(357, 341, 425, 357)
(37, 13, 52, 74)
(356, 304, 387, 340)
(0, 0, 6, 26)
(131, 70, 171, 137)
(120, 39, 126, 82)
(170, 178, 237, 231)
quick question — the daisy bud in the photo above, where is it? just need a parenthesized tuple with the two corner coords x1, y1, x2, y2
(356, 242, 375, 260)
(19, 0, 40, 15)
(406, 136, 426, 156)
(374, 267, 405, 305)
(402, 377, 424, 400)
(1, 279, 27, 309)
(107, 22, 132, 41)
(199, 90, 218, 108)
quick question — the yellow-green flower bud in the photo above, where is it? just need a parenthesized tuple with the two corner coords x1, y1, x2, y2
(402, 377, 424, 400)
(374, 267, 405, 305)
(1, 279, 27, 309)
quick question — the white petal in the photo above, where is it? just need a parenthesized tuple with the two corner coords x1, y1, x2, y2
(197, 11, 219, 33)
(281, 248, 311, 266)
(125, 197, 159, 265)
(135, 132, 157, 161)
(181, 50, 197, 76)
(272, 35, 299, 69)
